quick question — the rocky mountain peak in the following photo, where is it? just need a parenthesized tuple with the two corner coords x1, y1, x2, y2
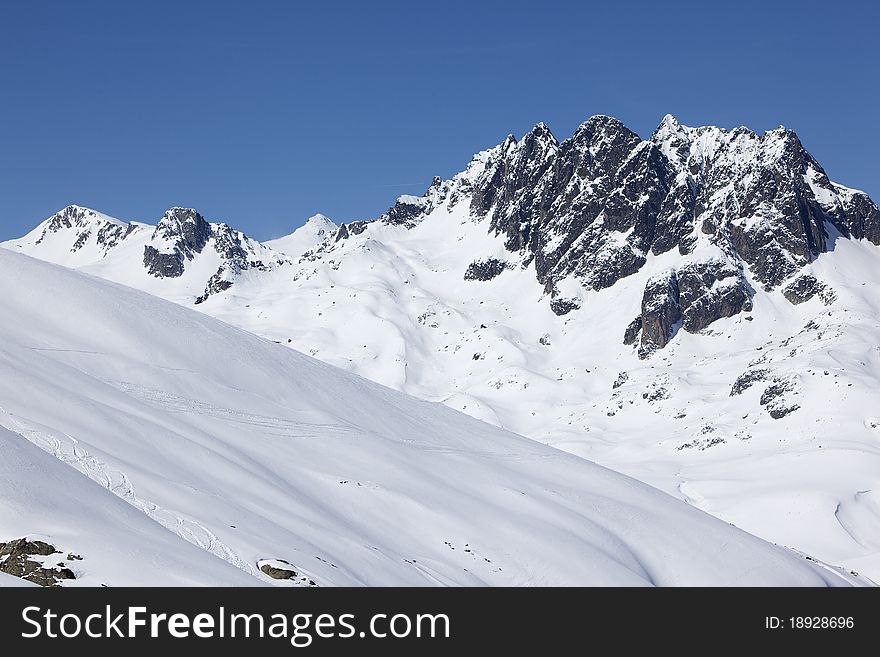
(32, 205, 133, 256)
(43, 205, 123, 232)
(333, 113, 879, 355)
(153, 208, 210, 248)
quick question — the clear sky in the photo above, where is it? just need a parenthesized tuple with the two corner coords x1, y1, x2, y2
(1, 0, 877, 242)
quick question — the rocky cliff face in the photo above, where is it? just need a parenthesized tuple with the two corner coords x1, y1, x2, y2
(334, 114, 880, 357)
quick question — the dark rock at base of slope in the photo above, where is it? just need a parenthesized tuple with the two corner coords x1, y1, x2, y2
(635, 258, 752, 356)
(260, 563, 296, 579)
(259, 560, 318, 586)
(0, 538, 76, 587)
(638, 271, 681, 357)
(676, 260, 752, 332)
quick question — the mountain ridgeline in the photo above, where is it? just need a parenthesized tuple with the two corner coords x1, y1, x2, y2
(355, 114, 880, 356)
(9, 114, 880, 358)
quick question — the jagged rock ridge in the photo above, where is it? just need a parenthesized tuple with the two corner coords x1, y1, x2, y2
(333, 114, 879, 356)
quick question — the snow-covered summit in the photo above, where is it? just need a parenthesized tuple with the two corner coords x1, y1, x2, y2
(266, 214, 337, 258)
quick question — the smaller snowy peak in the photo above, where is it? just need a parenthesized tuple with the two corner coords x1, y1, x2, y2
(3, 205, 137, 265)
(266, 214, 338, 257)
(44, 204, 128, 231)
(305, 213, 337, 231)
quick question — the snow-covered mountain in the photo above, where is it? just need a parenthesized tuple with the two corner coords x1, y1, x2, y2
(6, 205, 289, 305)
(5, 113, 880, 583)
(4, 248, 861, 587)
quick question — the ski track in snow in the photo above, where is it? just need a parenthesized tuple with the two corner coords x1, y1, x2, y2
(107, 380, 359, 439)
(0, 406, 261, 581)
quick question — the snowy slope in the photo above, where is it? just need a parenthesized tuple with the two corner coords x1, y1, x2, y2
(0, 426, 257, 586)
(0, 248, 863, 586)
(203, 196, 880, 580)
(0, 571, 37, 587)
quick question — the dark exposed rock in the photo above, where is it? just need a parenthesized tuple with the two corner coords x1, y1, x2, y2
(464, 258, 508, 281)
(260, 563, 296, 580)
(212, 223, 250, 263)
(195, 267, 235, 305)
(143, 245, 184, 277)
(612, 372, 629, 389)
(284, 113, 876, 352)
(782, 273, 835, 306)
(623, 316, 642, 346)
(676, 259, 752, 332)
(635, 258, 751, 355)
(833, 188, 880, 244)
(769, 404, 800, 419)
(0, 538, 76, 587)
(730, 368, 771, 396)
(638, 271, 681, 357)
(142, 208, 282, 302)
(143, 208, 211, 279)
(643, 385, 670, 402)
(153, 208, 211, 255)
(335, 221, 370, 242)
(384, 196, 430, 228)
(549, 297, 581, 316)
(759, 377, 800, 419)
(760, 379, 795, 406)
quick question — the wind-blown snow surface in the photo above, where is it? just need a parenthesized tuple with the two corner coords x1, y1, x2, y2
(0, 249, 863, 586)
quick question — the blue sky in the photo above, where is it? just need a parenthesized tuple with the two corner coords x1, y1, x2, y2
(1, 0, 877, 241)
